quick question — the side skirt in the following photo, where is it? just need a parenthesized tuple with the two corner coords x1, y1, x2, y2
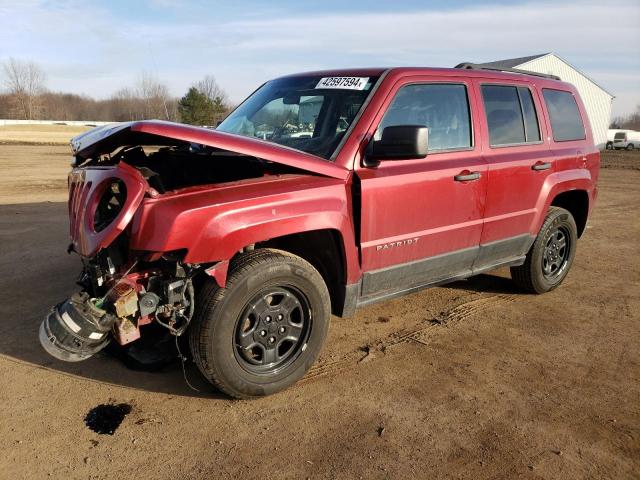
(342, 234, 535, 313)
(355, 255, 525, 309)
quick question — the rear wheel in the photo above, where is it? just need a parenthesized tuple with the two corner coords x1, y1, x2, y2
(189, 249, 330, 399)
(511, 207, 577, 294)
(626, 144, 635, 151)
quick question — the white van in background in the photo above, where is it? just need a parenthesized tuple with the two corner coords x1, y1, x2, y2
(607, 129, 640, 150)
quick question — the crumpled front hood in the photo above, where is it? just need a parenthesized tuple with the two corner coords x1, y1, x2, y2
(71, 120, 349, 180)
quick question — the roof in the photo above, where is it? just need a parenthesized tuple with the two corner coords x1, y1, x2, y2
(280, 67, 565, 84)
(476, 53, 549, 70)
(281, 67, 388, 79)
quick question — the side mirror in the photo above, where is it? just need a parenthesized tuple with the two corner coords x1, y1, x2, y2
(365, 125, 428, 166)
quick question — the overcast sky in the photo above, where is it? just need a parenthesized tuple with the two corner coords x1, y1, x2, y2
(1, 0, 638, 117)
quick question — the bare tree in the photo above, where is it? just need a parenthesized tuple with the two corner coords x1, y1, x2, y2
(137, 72, 172, 120)
(194, 75, 230, 124)
(610, 105, 640, 131)
(195, 75, 228, 103)
(0, 93, 12, 118)
(2, 58, 47, 119)
(0, 63, 220, 123)
(109, 87, 144, 121)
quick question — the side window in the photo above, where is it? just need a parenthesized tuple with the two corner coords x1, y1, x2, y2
(542, 89, 586, 142)
(378, 84, 472, 151)
(482, 85, 541, 146)
(518, 87, 541, 142)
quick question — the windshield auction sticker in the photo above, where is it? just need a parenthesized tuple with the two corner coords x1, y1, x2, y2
(315, 77, 369, 90)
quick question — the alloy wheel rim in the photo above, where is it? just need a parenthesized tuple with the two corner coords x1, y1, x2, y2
(542, 226, 570, 280)
(234, 286, 311, 375)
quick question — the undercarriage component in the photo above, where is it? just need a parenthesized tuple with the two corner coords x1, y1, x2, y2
(108, 283, 139, 318)
(154, 279, 195, 336)
(113, 317, 141, 345)
(139, 292, 160, 317)
(40, 256, 197, 362)
(39, 292, 116, 362)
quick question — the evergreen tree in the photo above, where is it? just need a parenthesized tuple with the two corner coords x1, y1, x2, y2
(178, 87, 214, 125)
(211, 96, 227, 124)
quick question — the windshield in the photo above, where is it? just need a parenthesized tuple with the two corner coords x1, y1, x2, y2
(216, 75, 379, 160)
(614, 132, 626, 140)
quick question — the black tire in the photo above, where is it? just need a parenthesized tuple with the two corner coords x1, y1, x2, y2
(605, 142, 613, 150)
(510, 207, 577, 294)
(626, 144, 634, 151)
(189, 249, 331, 399)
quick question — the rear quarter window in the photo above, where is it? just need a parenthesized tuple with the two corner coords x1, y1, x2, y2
(542, 89, 586, 142)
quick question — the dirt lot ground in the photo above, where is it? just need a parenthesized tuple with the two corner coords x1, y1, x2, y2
(0, 145, 638, 479)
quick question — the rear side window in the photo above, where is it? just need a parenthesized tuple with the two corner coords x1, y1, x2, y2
(378, 84, 472, 151)
(518, 87, 541, 142)
(481, 85, 541, 146)
(542, 89, 586, 142)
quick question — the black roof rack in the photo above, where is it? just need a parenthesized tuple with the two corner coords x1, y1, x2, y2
(454, 62, 561, 81)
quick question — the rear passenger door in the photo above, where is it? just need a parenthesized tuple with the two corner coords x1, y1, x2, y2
(357, 77, 487, 300)
(473, 81, 552, 268)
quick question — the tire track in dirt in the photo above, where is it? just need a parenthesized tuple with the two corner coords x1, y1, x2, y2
(303, 293, 517, 382)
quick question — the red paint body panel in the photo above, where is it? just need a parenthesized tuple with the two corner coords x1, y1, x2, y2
(355, 75, 488, 271)
(469, 77, 555, 244)
(128, 174, 361, 283)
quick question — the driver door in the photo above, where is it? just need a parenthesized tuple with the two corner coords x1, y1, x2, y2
(356, 76, 488, 301)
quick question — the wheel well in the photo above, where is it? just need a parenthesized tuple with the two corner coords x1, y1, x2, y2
(551, 190, 589, 237)
(256, 229, 347, 316)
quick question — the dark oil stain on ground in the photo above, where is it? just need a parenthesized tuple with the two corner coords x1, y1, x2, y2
(85, 403, 132, 435)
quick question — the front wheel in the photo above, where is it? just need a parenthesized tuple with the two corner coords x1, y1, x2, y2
(511, 207, 577, 294)
(189, 249, 330, 399)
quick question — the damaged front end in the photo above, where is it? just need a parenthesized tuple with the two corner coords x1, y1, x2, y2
(39, 120, 347, 363)
(40, 252, 195, 362)
(39, 126, 202, 362)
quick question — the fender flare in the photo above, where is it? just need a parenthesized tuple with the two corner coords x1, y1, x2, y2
(187, 212, 362, 286)
(532, 169, 593, 235)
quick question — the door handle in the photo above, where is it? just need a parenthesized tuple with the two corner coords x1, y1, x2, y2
(454, 171, 481, 182)
(531, 162, 551, 171)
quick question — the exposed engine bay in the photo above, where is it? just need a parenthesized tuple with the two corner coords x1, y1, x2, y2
(40, 142, 292, 363)
(80, 142, 297, 193)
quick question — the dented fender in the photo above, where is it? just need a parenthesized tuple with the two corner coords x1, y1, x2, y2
(129, 174, 362, 284)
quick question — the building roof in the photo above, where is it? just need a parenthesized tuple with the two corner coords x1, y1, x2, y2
(476, 53, 549, 70)
(475, 53, 614, 97)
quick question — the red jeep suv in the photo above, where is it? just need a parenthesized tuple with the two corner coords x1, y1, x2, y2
(40, 65, 599, 398)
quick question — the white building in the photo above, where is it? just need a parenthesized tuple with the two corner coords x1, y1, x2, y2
(476, 53, 614, 149)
